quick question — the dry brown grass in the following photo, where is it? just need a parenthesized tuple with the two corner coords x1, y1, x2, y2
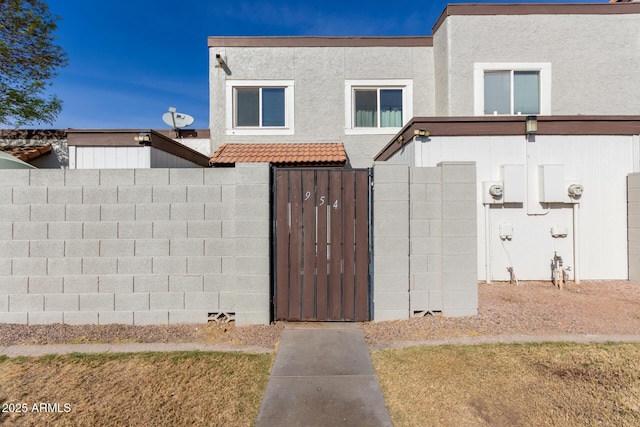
(0, 351, 273, 427)
(372, 343, 640, 427)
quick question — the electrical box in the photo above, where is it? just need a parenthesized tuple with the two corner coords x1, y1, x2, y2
(539, 165, 565, 203)
(499, 223, 513, 240)
(482, 181, 503, 204)
(551, 226, 568, 238)
(500, 164, 525, 203)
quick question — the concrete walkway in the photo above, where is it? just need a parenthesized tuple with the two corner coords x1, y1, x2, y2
(255, 323, 393, 427)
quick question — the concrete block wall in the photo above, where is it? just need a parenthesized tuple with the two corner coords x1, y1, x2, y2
(0, 164, 270, 326)
(373, 161, 477, 321)
(629, 173, 640, 282)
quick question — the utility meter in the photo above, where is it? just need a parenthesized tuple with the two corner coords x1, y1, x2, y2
(568, 183, 584, 198)
(489, 184, 503, 197)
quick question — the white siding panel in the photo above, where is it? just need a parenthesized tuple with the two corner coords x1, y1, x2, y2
(74, 147, 152, 169)
(413, 135, 634, 280)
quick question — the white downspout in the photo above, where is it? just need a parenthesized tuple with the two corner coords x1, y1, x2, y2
(485, 203, 492, 284)
(573, 202, 580, 284)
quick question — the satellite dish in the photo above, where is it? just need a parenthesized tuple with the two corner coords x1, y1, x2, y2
(162, 107, 195, 129)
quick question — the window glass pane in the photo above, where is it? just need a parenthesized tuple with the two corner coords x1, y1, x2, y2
(380, 89, 403, 127)
(514, 71, 540, 115)
(236, 88, 259, 126)
(484, 71, 510, 114)
(355, 90, 377, 127)
(262, 87, 285, 127)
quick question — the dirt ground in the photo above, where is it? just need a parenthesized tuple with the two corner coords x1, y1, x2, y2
(1, 280, 639, 349)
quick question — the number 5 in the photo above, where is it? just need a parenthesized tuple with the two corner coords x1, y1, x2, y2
(319, 196, 326, 206)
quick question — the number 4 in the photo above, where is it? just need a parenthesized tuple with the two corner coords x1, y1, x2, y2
(333, 200, 339, 210)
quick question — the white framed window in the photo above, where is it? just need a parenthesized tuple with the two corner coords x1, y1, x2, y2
(345, 80, 413, 135)
(226, 80, 294, 135)
(474, 63, 551, 116)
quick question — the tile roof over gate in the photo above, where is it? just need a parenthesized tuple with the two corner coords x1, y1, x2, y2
(0, 145, 52, 162)
(209, 143, 347, 167)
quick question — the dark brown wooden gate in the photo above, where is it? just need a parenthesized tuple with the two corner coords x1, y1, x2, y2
(273, 168, 371, 321)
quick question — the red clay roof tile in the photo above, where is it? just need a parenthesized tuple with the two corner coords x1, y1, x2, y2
(209, 143, 347, 167)
(0, 145, 52, 162)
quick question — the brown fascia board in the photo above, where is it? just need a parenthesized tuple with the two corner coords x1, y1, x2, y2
(208, 36, 433, 48)
(375, 116, 640, 161)
(67, 129, 211, 167)
(432, 3, 640, 35)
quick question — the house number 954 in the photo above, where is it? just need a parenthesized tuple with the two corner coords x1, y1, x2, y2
(304, 192, 339, 209)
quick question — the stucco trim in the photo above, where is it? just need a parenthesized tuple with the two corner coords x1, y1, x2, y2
(375, 116, 640, 161)
(433, 3, 640, 35)
(208, 36, 433, 48)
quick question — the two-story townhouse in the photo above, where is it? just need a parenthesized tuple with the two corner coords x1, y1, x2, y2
(208, 2, 640, 286)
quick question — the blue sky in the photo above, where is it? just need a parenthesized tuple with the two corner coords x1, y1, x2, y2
(43, 0, 603, 130)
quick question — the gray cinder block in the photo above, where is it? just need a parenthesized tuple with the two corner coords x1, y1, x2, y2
(65, 169, 100, 186)
(65, 239, 99, 257)
(170, 203, 205, 220)
(99, 311, 133, 325)
(13, 187, 47, 204)
(48, 222, 83, 240)
(82, 257, 118, 275)
(80, 294, 114, 311)
(47, 186, 83, 204)
(48, 257, 83, 276)
(169, 275, 203, 292)
(118, 221, 153, 239)
(117, 257, 152, 275)
(98, 275, 134, 293)
(28, 311, 63, 324)
(187, 256, 222, 275)
(100, 169, 135, 186)
(13, 258, 47, 276)
(133, 275, 168, 293)
(31, 204, 66, 221)
(152, 185, 187, 203)
(30, 240, 64, 258)
(169, 169, 204, 185)
(169, 310, 208, 324)
(100, 239, 135, 257)
(10, 294, 44, 312)
(13, 222, 48, 240)
(134, 239, 170, 256)
(150, 293, 184, 310)
(170, 239, 204, 257)
(64, 311, 98, 325)
(100, 204, 135, 221)
(30, 169, 64, 186)
(152, 256, 187, 275)
(187, 186, 222, 203)
(83, 222, 118, 240)
(28, 276, 63, 294)
(64, 276, 99, 293)
(152, 221, 188, 239)
(45, 294, 79, 311)
(135, 169, 169, 186)
(65, 204, 101, 222)
(135, 203, 170, 221)
(118, 186, 152, 203)
(115, 293, 149, 311)
(0, 205, 30, 222)
(185, 292, 219, 310)
(134, 310, 168, 326)
(83, 186, 118, 204)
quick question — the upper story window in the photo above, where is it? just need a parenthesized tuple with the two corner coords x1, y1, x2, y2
(226, 80, 294, 136)
(345, 80, 412, 135)
(474, 63, 551, 116)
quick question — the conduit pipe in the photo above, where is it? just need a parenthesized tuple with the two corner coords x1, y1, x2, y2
(573, 202, 580, 284)
(485, 203, 491, 284)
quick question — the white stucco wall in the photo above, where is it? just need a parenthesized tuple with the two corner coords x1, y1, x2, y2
(392, 134, 640, 281)
(437, 13, 640, 116)
(209, 44, 434, 168)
